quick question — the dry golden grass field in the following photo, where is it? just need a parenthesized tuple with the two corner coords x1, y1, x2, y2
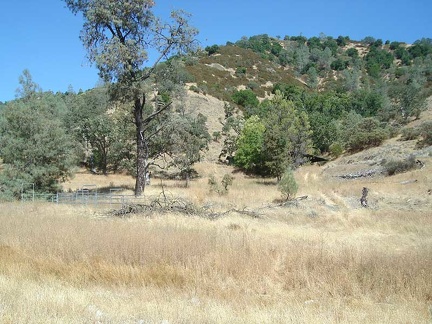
(1, 153, 432, 323)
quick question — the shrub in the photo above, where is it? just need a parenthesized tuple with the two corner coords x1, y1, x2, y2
(331, 58, 349, 71)
(329, 142, 344, 158)
(232, 89, 259, 108)
(383, 155, 418, 176)
(419, 121, 432, 147)
(278, 169, 298, 201)
(346, 118, 389, 152)
(400, 127, 421, 141)
(221, 174, 234, 192)
(346, 48, 359, 58)
(247, 81, 260, 90)
(205, 44, 220, 55)
(212, 131, 222, 142)
(208, 174, 234, 195)
(189, 85, 200, 93)
(235, 66, 247, 76)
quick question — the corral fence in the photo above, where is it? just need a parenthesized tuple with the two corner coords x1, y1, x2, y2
(20, 184, 153, 208)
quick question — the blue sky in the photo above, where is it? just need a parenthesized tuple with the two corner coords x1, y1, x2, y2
(1, 0, 431, 102)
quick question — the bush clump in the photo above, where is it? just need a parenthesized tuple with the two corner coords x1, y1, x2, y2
(383, 155, 418, 176)
(278, 169, 298, 201)
(346, 118, 389, 152)
(400, 127, 421, 141)
(208, 173, 234, 195)
(418, 121, 432, 147)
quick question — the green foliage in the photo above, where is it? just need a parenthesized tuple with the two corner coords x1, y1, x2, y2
(277, 169, 298, 201)
(387, 80, 426, 121)
(232, 89, 259, 108)
(212, 131, 222, 142)
(205, 44, 220, 55)
(234, 116, 265, 172)
(352, 90, 386, 117)
(15, 69, 42, 100)
(235, 34, 282, 60)
(408, 38, 432, 58)
(235, 66, 247, 76)
(418, 121, 432, 147)
(365, 47, 394, 77)
(189, 85, 200, 93)
(165, 113, 211, 186)
(346, 47, 359, 58)
(64, 87, 134, 174)
(221, 174, 234, 192)
(400, 127, 421, 141)
(64, 0, 198, 196)
(329, 142, 344, 158)
(394, 46, 411, 65)
(0, 93, 77, 198)
(208, 173, 234, 195)
(330, 58, 349, 71)
(261, 91, 312, 178)
(362, 36, 376, 45)
(345, 117, 389, 152)
(383, 155, 418, 176)
(308, 112, 339, 152)
(336, 35, 349, 47)
(306, 66, 319, 89)
(220, 103, 244, 160)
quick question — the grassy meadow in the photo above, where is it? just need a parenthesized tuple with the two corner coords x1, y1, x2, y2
(0, 162, 431, 323)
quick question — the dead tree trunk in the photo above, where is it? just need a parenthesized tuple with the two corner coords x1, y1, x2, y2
(360, 187, 369, 208)
(134, 95, 147, 197)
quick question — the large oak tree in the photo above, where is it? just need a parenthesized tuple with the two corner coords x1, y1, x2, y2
(64, 0, 198, 195)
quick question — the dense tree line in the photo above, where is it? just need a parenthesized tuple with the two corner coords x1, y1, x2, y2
(0, 66, 210, 200)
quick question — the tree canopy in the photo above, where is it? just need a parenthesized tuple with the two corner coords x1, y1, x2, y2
(64, 0, 198, 196)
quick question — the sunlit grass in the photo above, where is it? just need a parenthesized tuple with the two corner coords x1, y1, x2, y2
(1, 158, 432, 323)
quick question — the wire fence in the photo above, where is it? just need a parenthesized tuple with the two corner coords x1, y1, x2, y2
(20, 185, 153, 208)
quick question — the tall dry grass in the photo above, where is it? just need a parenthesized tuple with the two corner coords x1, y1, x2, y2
(1, 197, 431, 323)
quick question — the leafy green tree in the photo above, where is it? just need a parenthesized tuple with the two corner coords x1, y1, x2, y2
(219, 103, 244, 163)
(322, 37, 338, 55)
(64, 87, 134, 174)
(365, 47, 394, 77)
(0, 94, 77, 199)
(308, 111, 339, 152)
(232, 89, 259, 108)
(166, 113, 210, 187)
(205, 44, 220, 55)
(342, 115, 388, 151)
(64, 0, 198, 196)
(346, 47, 359, 58)
(336, 35, 349, 47)
(341, 67, 361, 91)
(306, 66, 319, 89)
(408, 38, 432, 58)
(387, 71, 427, 121)
(294, 43, 310, 75)
(261, 91, 312, 179)
(234, 115, 265, 172)
(352, 90, 386, 117)
(331, 58, 348, 71)
(15, 69, 42, 100)
(307, 37, 322, 50)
